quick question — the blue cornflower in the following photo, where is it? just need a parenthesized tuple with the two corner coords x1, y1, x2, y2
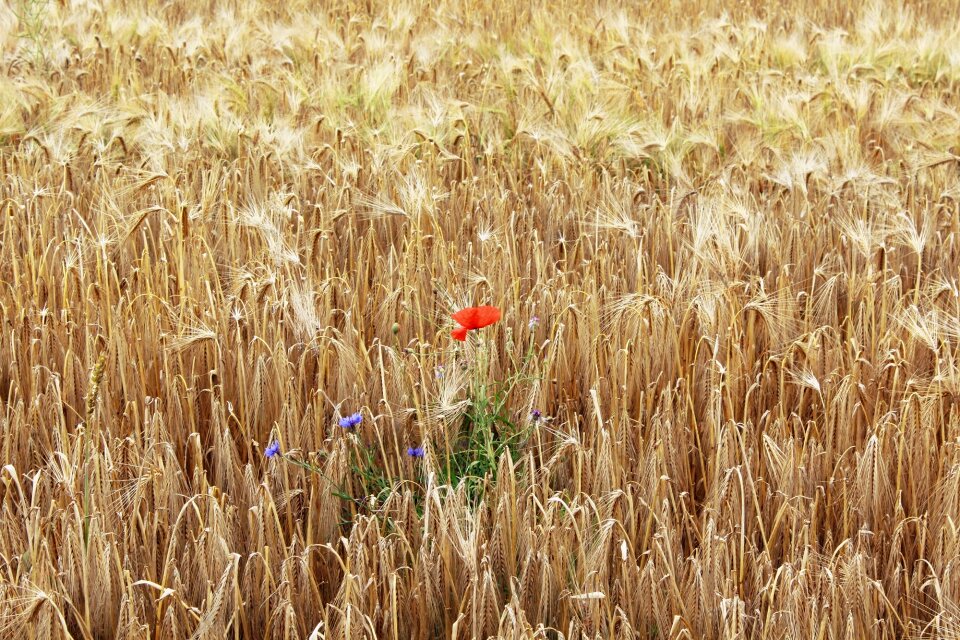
(531, 409, 542, 421)
(264, 440, 281, 458)
(407, 446, 425, 458)
(338, 412, 363, 428)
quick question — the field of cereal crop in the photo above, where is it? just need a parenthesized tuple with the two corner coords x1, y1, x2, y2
(2, 1, 960, 637)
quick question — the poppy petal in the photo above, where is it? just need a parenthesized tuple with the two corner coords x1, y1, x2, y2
(473, 306, 501, 328)
(452, 305, 501, 330)
(451, 326, 469, 341)
(452, 307, 481, 329)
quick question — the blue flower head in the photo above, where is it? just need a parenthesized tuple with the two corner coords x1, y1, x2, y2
(338, 412, 363, 429)
(531, 409, 542, 421)
(407, 446, 425, 458)
(264, 440, 281, 458)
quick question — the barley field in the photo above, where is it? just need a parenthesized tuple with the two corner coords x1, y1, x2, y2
(2, 0, 960, 638)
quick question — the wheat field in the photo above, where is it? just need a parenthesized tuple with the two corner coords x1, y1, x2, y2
(2, 0, 960, 638)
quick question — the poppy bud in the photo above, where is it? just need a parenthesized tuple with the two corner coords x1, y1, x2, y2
(391, 322, 400, 335)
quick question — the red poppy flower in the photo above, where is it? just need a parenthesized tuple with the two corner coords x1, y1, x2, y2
(451, 305, 501, 341)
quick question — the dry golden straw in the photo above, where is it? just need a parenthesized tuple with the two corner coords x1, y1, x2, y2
(1, 0, 960, 638)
